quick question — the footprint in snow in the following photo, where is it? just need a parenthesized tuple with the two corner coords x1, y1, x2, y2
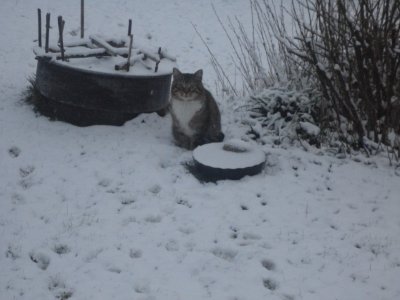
(18, 167, 41, 189)
(52, 244, 71, 255)
(48, 276, 73, 300)
(19, 165, 35, 178)
(229, 226, 241, 240)
(165, 240, 179, 252)
(8, 146, 21, 158)
(262, 278, 278, 291)
(129, 248, 142, 259)
(242, 232, 262, 241)
(6, 244, 21, 260)
(237, 232, 262, 246)
(84, 248, 103, 263)
(98, 178, 111, 187)
(240, 205, 249, 211)
(148, 184, 161, 194)
(144, 215, 162, 223)
(329, 224, 339, 231)
(11, 193, 25, 204)
(108, 266, 122, 274)
(176, 198, 192, 208)
(211, 247, 237, 262)
(134, 280, 151, 294)
(178, 226, 195, 235)
(29, 251, 50, 270)
(120, 196, 136, 205)
(19, 177, 37, 189)
(261, 259, 276, 271)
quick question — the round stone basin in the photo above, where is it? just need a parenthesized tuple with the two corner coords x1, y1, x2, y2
(34, 56, 173, 126)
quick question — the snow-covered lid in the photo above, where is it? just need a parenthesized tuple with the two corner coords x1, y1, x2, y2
(193, 140, 265, 170)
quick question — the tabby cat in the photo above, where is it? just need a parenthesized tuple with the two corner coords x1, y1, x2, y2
(170, 68, 224, 150)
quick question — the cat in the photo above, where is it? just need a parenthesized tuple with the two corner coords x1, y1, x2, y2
(170, 68, 224, 150)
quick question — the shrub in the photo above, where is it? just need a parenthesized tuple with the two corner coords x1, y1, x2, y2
(211, 0, 400, 157)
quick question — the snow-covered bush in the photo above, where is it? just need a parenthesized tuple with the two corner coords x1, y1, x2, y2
(211, 0, 400, 158)
(280, 0, 400, 153)
(246, 88, 329, 147)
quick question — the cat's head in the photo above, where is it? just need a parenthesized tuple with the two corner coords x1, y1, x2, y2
(171, 68, 204, 100)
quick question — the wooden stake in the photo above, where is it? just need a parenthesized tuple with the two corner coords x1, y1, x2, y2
(128, 19, 132, 36)
(154, 47, 161, 72)
(38, 9, 42, 47)
(81, 0, 84, 38)
(45, 13, 50, 53)
(126, 34, 133, 72)
(158, 47, 162, 58)
(58, 16, 65, 61)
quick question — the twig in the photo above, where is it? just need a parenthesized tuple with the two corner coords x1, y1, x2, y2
(191, 22, 238, 96)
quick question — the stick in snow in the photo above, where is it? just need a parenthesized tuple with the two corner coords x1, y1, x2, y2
(126, 34, 133, 72)
(81, 0, 84, 38)
(89, 35, 119, 56)
(45, 13, 50, 53)
(38, 9, 42, 47)
(155, 48, 161, 72)
(58, 16, 65, 61)
(55, 48, 108, 60)
(128, 19, 132, 36)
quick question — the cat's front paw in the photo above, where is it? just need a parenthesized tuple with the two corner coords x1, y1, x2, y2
(216, 132, 225, 142)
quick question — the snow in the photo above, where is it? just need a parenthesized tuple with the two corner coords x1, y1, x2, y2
(1, 1, 400, 300)
(35, 33, 177, 76)
(57, 56, 176, 77)
(223, 138, 253, 153)
(193, 141, 265, 169)
(299, 121, 321, 136)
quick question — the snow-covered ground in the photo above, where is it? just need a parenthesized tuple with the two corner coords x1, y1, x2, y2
(1, 1, 400, 299)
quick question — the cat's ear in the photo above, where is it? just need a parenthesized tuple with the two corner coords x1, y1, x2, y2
(194, 69, 203, 81)
(172, 68, 182, 78)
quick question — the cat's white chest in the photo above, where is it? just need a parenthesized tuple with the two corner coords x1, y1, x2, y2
(171, 99, 203, 136)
